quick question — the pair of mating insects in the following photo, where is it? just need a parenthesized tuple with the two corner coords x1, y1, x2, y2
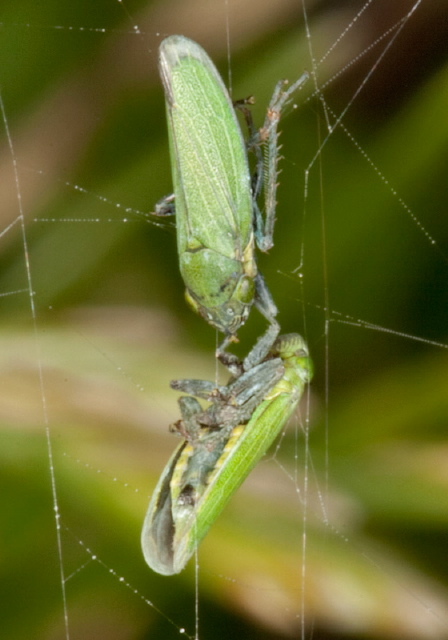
(141, 35, 313, 575)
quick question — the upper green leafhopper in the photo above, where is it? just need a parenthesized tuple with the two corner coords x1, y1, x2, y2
(141, 333, 312, 575)
(156, 36, 307, 369)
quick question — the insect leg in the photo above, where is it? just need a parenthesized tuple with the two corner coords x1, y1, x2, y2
(170, 378, 226, 399)
(255, 72, 308, 252)
(215, 334, 245, 377)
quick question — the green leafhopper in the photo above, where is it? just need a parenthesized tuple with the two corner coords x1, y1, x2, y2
(156, 36, 308, 371)
(141, 333, 312, 575)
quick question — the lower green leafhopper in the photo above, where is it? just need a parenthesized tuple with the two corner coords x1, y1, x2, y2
(156, 36, 308, 370)
(141, 333, 313, 575)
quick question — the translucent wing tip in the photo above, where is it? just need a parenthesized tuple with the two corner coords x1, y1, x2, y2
(159, 34, 207, 71)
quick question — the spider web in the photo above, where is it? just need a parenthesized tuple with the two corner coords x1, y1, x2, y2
(1, 1, 448, 639)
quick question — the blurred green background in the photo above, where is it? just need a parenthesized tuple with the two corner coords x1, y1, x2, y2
(1, 0, 448, 638)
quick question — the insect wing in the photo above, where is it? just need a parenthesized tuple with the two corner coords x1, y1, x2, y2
(142, 334, 312, 574)
(141, 441, 186, 575)
(159, 36, 253, 262)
